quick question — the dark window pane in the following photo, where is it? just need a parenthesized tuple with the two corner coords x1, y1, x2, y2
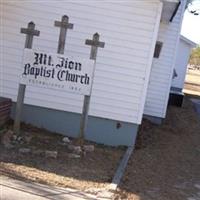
(154, 41, 163, 58)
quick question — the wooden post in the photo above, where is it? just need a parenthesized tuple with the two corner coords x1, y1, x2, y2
(54, 15, 73, 54)
(13, 22, 40, 134)
(79, 33, 105, 144)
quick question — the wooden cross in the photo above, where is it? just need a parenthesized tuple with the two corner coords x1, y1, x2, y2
(85, 33, 105, 60)
(54, 15, 73, 54)
(21, 22, 40, 49)
(79, 33, 105, 146)
(13, 22, 40, 134)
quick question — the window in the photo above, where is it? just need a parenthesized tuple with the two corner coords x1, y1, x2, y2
(154, 41, 163, 58)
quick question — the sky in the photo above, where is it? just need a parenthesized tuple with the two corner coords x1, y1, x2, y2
(181, 0, 200, 45)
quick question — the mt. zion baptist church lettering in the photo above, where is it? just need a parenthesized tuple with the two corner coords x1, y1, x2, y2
(21, 49, 94, 95)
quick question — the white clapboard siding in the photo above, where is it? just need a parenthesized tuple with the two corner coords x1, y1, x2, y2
(144, 0, 186, 118)
(0, 0, 161, 124)
(172, 37, 196, 90)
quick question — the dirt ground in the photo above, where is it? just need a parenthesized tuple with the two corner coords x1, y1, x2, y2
(0, 124, 124, 192)
(114, 96, 200, 200)
(1, 85, 200, 199)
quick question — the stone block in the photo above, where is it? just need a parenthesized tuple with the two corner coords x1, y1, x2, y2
(45, 150, 57, 159)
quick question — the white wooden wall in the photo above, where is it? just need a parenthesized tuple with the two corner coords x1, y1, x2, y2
(144, 0, 186, 118)
(172, 38, 193, 90)
(0, 0, 161, 124)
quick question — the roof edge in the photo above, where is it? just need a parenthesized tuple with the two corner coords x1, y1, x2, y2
(180, 35, 197, 47)
(160, 0, 181, 22)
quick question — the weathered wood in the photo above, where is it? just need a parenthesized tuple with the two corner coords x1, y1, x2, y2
(79, 95, 90, 143)
(54, 15, 73, 54)
(85, 33, 105, 60)
(21, 28, 40, 35)
(79, 33, 105, 143)
(13, 22, 40, 134)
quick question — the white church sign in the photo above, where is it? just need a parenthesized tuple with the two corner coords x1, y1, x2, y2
(14, 17, 104, 145)
(21, 49, 95, 95)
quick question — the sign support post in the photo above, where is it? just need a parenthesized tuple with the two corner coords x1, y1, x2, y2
(13, 22, 40, 134)
(79, 33, 105, 146)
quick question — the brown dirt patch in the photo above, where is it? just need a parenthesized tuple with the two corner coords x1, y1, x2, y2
(114, 97, 200, 200)
(0, 124, 124, 192)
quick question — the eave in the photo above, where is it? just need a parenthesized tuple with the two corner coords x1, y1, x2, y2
(160, 0, 181, 22)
